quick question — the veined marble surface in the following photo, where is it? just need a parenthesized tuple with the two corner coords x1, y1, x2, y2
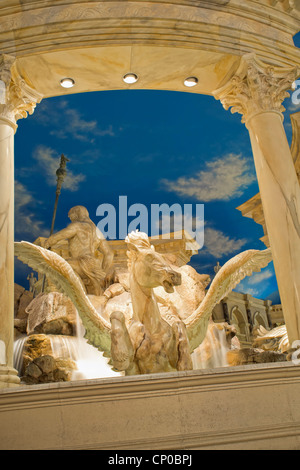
(0, 1, 299, 98)
(0, 123, 14, 370)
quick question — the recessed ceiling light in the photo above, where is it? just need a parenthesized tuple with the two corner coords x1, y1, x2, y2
(184, 77, 198, 87)
(123, 73, 138, 84)
(60, 78, 75, 88)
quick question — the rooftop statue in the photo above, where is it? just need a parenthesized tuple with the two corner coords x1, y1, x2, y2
(27, 272, 37, 293)
(15, 231, 272, 375)
(44, 205, 113, 296)
(214, 261, 221, 275)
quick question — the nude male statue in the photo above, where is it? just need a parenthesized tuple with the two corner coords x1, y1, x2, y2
(27, 272, 37, 293)
(44, 205, 114, 296)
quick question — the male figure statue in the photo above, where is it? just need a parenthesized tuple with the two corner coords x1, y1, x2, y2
(27, 272, 37, 294)
(45, 205, 114, 296)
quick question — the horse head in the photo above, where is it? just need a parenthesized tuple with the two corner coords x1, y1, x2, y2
(125, 231, 181, 293)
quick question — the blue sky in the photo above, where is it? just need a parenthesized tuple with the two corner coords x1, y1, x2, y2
(14, 34, 300, 304)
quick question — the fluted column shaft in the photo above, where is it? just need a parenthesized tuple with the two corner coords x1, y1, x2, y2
(0, 120, 19, 386)
(0, 55, 42, 388)
(247, 111, 300, 344)
(214, 53, 300, 346)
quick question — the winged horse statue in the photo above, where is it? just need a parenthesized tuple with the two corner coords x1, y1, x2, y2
(15, 231, 273, 375)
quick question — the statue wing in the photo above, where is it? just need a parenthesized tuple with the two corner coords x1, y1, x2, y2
(185, 248, 273, 352)
(254, 325, 289, 352)
(14, 241, 112, 356)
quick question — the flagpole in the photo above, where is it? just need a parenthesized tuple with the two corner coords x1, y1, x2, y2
(41, 154, 69, 293)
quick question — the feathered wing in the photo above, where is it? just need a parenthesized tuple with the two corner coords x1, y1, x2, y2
(254, 325, 289, 353)
(185, 248, 273, 352)
(14, 241, 111, 356)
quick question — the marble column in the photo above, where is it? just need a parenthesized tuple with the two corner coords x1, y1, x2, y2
(265, 300, 273, 329)
(214, 53, 300, 346)
(221, 299, 230, 324)
(0, 55, 42, 388)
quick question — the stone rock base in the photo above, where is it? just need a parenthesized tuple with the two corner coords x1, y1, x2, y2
(227, 348, 287, 366)
(19, 334, 77, 385)
(14, 283, 33, 338)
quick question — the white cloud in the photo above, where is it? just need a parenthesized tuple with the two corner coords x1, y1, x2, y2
(234, 267, 275, 298)
(248, 268, 273, 285)
(203, 227, 247, 258)
(15, 181, 48, 240)
(234, 285, 261, 298)
(36, 99, 114, 142)
(161, 153, 256, 202)
(33, 145, 86, 192)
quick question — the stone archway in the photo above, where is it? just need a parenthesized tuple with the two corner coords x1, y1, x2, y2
(253, 311, 269, 330)
(230, 306, 250, 344)
(0, 0, 300, 387)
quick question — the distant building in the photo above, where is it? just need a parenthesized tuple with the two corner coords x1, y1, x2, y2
(212, 291, 284, 347)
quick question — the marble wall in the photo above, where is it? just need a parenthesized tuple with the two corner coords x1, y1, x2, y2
(1, 363, 300, 450)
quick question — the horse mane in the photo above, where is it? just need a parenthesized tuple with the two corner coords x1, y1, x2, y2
(125, 230, 152, 269)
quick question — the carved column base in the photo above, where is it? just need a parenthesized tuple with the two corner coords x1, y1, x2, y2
(0, 365, 20, 388)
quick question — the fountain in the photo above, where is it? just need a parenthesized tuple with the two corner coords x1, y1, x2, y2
(13, 232, 273, 381)
(191, 323, 231, 370)
(14, 310, 236, 382)
(14, 309, 122, 383)
(69, 312, 123, 380)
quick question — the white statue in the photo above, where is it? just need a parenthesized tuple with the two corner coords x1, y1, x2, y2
(214, 261, 221, 275)
(253, 324, 289, 353)
(15, 231, 272, 375)
(27, 272, 37, 293)
(44, 205, 114, 296)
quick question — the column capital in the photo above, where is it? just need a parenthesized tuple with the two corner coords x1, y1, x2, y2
(213, 53, 299, 126)
(0, 54, 43, 131)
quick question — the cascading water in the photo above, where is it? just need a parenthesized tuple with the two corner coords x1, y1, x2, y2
(70, 311, 123, 380)
(14, 308, 231, 380)
(191, 326, 229, 370)
(13, 311, 123, 381)
(14, 336, 28, 375)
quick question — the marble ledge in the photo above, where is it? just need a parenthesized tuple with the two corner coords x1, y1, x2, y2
(0, 361, 299, 399)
